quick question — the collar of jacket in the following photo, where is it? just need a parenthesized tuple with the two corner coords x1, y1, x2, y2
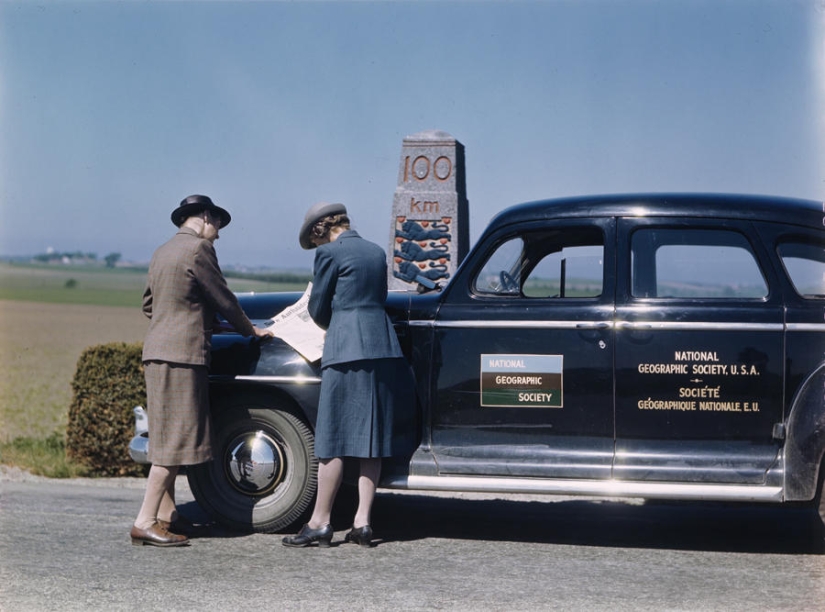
(337, 229, 360, 240)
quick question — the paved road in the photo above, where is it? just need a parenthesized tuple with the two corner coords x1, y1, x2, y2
(1, 467, 824, 611)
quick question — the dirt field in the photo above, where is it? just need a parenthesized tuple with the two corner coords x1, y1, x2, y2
(0, 300, 149, 441)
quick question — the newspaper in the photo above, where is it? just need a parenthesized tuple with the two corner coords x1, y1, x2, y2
(265, 283, 326, 362)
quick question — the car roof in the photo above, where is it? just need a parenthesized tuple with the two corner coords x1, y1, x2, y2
(488, 193, 824, 231)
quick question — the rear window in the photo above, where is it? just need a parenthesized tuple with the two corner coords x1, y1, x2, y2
(631, 228, 768, 299)
(778, 241, 825, 299)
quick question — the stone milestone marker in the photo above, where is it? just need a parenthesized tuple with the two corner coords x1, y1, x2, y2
(388, 130, 470, 291)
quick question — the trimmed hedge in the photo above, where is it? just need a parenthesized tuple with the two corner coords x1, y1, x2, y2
(67, 342, 146, 476)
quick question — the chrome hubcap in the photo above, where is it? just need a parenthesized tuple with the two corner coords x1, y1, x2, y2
(224, 430, 286, 496)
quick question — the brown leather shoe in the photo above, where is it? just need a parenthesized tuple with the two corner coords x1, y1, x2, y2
(130, 522, 190, 547)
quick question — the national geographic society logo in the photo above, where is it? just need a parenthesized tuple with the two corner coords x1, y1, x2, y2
(480, 354, 563, 408)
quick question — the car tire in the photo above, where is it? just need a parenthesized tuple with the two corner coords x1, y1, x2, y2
(187, 401, 317, 533)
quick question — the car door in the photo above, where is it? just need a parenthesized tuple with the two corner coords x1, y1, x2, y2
(427, 217, 616, 479)
(613, 217, 785, 484)
(760, 221, 825, 496)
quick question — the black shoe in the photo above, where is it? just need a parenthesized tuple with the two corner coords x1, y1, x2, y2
(344, 525, 373, 547)
(282, 523, 333, 548)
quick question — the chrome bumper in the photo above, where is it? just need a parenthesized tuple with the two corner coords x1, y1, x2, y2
(128, 406, 150, 464)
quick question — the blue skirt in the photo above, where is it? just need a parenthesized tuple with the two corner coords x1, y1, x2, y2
(314, 358, 416, 459)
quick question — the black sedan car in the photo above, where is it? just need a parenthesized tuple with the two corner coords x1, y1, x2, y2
(130, 192, 825, 544)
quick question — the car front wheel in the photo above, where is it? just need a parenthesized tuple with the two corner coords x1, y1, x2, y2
(187, 401, 317, 533)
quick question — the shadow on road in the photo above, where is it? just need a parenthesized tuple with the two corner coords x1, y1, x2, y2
(361, 492, 824, 555)
(178, 485, 823, 554)
(173, 499, 252, 540)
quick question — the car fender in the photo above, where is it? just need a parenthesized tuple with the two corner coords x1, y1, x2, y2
(784, 362, 825, 501)
(210, 332, 322, 427)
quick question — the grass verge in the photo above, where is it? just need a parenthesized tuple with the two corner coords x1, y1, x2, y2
(0, 432, 90, 478)
(0, 263, 309, 477)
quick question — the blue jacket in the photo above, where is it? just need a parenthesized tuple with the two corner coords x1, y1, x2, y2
(308, 230, 403, 367)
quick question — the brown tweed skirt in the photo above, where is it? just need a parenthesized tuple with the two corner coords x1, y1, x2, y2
(144, 361, 213, 466)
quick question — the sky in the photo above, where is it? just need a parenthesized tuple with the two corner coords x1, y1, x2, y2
(1, 0, 823, 270)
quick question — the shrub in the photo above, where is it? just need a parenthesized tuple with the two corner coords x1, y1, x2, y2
(67, 342, 146, 476)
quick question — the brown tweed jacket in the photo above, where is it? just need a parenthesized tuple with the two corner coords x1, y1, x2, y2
(142, 227, 256, 366)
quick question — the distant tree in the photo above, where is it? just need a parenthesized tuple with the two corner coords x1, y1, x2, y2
(104, 252, 121, 268)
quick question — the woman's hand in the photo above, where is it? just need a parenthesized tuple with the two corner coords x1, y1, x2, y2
(254, 326, 276, 339)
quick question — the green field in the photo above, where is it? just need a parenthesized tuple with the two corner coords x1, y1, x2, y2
(0, 262, 308, 307)
(0, 263, 308, 472)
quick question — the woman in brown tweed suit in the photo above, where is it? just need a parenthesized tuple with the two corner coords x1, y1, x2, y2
(130, 195, 272, 547)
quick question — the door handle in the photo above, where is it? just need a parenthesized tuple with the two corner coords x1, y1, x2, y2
(576, 322, 611, 330)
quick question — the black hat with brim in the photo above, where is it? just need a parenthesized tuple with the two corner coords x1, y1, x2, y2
(299, 201, 347, 249)
(171, 194, 232, 228)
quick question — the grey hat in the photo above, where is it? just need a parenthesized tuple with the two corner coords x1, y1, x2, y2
(299, 201, 347, 249)
(171, 194, 232, 228)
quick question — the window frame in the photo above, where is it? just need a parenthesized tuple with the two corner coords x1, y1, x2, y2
(470, 225, 607, 300)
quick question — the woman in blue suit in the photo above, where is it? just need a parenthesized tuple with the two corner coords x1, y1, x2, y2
(283, 202, 415, 548)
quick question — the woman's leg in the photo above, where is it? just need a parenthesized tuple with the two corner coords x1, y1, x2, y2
(353, 457, 381, 528)
(157, 483, 178, 523)
(134, 464, 179, 529)
(307, 457, 343, 528)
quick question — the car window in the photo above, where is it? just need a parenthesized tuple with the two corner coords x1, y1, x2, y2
(473, 227, 604, 298)
(474, 236, 524, 295)
(631, 228, 768, 298)
(778, 240, 825, 298)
